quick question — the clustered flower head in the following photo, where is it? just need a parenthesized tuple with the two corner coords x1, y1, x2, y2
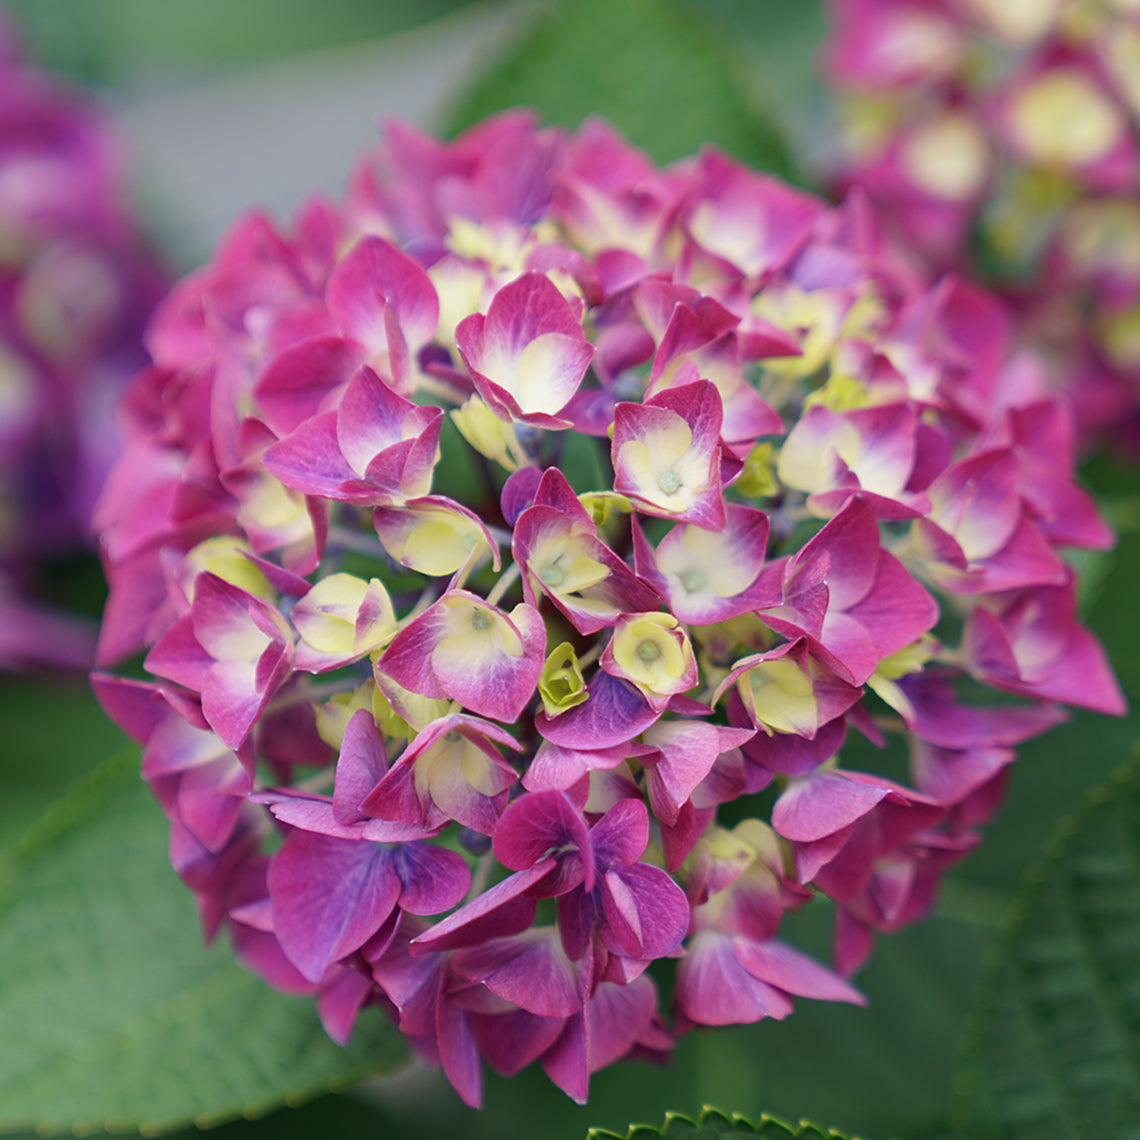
(0, 16, 163, 670)
(823, 0, 1140, 442)
(93, 109, 1123, 1107)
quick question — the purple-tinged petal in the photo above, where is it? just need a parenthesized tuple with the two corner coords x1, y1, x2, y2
(584, 975, 662, 1072)
(428, 596, 545, 722)
(469, 1008, 565, 1078)
(732, 937, 866, 1005)
(523, 740, 630, 791)
(261, 412, 360, 500)
(541, 1014, 589, 1105)
(412, 864, 552, 953)
(500, 465, 543, 525)
(772, 770, 892, 843)
(494, 789, 594, 890)
(395, 841, 472, 914)
(437, 984, 483, 1109)
(268, 831, 402, 982)
(675, 929, 794, 1026)
(323, 724, 388, 820)
(367, 714, 520, 834)
(641, 721, 754, 825)
(535, 669, 660, 749)
(589, 796, 650, 869)
(600, 863, 689, 959)
(514, 467, 661, 635)
(452, 927, 579, 1018)
(257, 789, 438, 843)
(377, 590, 536, 717)
(317, 965, 375, 1045)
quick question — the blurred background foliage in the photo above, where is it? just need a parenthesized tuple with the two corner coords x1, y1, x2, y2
(1, 1, 1137, 1138)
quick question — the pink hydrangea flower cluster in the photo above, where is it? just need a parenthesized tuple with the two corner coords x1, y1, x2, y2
(0, 17, 163, 670)
(93, 111, 1123, 1107)
(823, 0, 1140, 442)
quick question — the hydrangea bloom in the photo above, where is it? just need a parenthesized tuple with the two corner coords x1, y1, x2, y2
(823, 0, 1140, 444)
(93, 110, 1123, 1106)
(0, 17, 163, 669)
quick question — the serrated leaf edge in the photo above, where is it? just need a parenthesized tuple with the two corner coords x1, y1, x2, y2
(584, 1103, 871, 1140)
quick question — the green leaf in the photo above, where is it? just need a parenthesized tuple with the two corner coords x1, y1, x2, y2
(0, 677, 126, 851)
(444, 0, 792, 176)
(954, 753, 1140, 1138)
(0, 750, 406, 1136)
(587, 1104, 879, 1139)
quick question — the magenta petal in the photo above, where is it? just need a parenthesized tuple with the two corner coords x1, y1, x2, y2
(91, 674, 172, 743)
(470, 1007, 565, 1077)
(834, 908, 875, 978)
(201, 656, 272, 751)
(845, 551, 938, 660)
(263, 792, 439, 842)
(794, 497, 879, 609)
(523, 740, 630, 791)
(268, 831, 402, 983)
(600, 864, 689, 959)
(333, 708, 389, 824)
(437, 989, 483, 1109)
(395, 842, 471, 914)
(742, 716, 847, 778)
(488, 451, 539, 520)
(452, 927, 579, 1018)
(642, 722, 748, 825)
(176, 761, 245, 852)
(585, 976, 659, 1071)
(772, 770, 891, 842)
(231, 925, 319, 996)
(541, 1012, 589, 1105)
(494, 790, 593, 882)
(733, 937, 866, 1005)
(326, 235, 439, 367)
(144, 615, 211, 694)
(412, 862, 552, 952)
(536, 670, 660, 749)
(675, 929, 794, 1026)
(589, 797, 649, 869)
(317, 965, 375, 1045)
(458, 272, 594, 422)
(336, 367, 431, 474)
(375, 605, 449, 700)
(261, 413, 359, 499)
(254, 335, 366, 435)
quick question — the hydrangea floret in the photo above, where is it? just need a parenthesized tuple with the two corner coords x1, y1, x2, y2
(823, 0, 1140, 444)
(93, 110, 1123, 1107)
(0, 16, 162, 668)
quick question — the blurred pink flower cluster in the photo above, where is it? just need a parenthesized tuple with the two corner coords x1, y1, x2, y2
(93, 111, 1122, 1106)
(0, 17, 163, 669)
(824, 0, 1140, 443)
